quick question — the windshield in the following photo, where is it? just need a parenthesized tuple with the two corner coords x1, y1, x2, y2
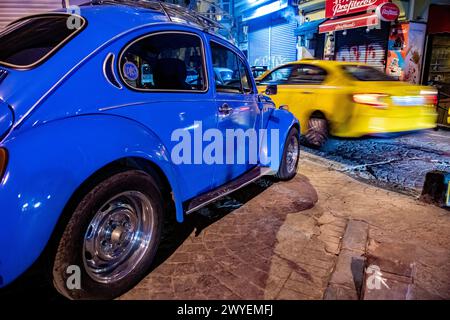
(342, 65, 397, 81)
(0, 14, 86, 69)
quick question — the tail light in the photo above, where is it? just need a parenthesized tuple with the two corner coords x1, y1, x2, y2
(353, 93, 389, 109)
(420, 89, 438, 106)
(0, 148, 7, 180)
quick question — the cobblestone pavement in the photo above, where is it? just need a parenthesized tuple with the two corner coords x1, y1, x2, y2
(122, 158, 450, 300)
(302, 129, 450, 196)
(302, 158, 450, 299)
(120, 175, 347, 300)
(2, 156, 448, 300)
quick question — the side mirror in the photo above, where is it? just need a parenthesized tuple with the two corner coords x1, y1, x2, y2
(265, 84, 277, 95)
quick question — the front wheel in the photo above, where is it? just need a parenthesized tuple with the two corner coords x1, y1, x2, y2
(52, 170, 163, 300)
(276, 127, 300, 180)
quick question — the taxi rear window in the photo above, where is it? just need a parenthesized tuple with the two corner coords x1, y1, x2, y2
(0, 14, 86, 69)
(342, 65, 396, 81)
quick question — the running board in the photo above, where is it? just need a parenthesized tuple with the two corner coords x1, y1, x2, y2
(185, 166, 273, 214)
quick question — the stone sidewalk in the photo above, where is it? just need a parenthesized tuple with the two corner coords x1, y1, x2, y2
(120, 172, 347, 300)
(121, 157, 450, 300)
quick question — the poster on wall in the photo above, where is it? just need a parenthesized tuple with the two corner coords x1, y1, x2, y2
(386, 22, 426, 84)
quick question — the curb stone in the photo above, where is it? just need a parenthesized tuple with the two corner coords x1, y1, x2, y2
(324, 220, 369, 300)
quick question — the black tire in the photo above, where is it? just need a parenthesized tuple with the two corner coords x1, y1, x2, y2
(276, 127, 300, 180)
(305, 117, 328, 148)
(52, 170, 163, 300)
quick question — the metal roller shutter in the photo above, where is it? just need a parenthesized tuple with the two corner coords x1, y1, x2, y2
(248, 17, 297, 70)
(335, 22, 389, 70)
(0, 0, 61, 29)
(248, 23, 270, 69)
(269, 19, 297, 68)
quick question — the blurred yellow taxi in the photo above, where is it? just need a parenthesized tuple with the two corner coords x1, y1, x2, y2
(256, 60, 438, 147)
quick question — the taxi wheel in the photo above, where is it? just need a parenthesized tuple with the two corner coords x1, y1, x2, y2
(305, 117, 328, 148)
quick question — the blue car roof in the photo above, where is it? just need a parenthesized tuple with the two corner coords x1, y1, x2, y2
(54, 1, 226, 37)
(57, 4, 170, 34)
(83, 4, 168, 27)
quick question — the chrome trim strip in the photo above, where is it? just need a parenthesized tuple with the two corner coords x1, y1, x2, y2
(98, 99, 211, 111)
(98, 100, 150, 111)
(99, 98, 256, 112)
(0, 69, 8, 84)
(102, 52, 123, 89)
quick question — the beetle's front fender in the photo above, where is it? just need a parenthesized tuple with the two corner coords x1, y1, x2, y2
(0, 114, 183, 287)
(260, 109, 300, 172)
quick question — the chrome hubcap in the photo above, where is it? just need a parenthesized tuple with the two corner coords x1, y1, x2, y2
(286, 135, 299, 174)
(83, 191, 155, 284)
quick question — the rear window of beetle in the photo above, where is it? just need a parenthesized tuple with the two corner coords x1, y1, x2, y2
(0, 15, 86, 68)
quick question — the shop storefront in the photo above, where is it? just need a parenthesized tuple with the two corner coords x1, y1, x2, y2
(423, 4, 450, 85)
(295, 18, 326, 60)
(243, 0, 298, 69)
(334, 20, 390, 69)
(423, 4, 450, 127)
(318, 0, 401, 70)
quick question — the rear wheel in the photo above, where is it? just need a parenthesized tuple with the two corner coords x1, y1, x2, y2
(52, 170, 163, 300)
(305, 116, 328, 148)
(276, 127, 300, 180)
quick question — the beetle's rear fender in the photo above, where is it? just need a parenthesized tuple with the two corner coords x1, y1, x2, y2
(0, 114, 183, 288)
(260, 109, 299, 172)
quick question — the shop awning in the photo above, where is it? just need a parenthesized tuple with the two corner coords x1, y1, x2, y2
(319, 13, 379, 34)
(294, 18, 326, 37)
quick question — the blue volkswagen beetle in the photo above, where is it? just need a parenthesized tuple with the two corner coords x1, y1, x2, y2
(0, 0, 300, 299)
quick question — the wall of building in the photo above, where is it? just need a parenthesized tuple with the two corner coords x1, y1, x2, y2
(0, 0, 62, 29)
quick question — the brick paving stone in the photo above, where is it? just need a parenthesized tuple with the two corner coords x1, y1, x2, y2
(4, 159, 449, 300)
(283, 278, 325, 299)
(120, 174, 343, 300)
(277, 288, 311, 300)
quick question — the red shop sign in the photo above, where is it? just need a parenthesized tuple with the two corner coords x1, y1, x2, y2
(325, 0, 389, 18)
(376, 2, 400, 21)
(319, 12, 379, 33)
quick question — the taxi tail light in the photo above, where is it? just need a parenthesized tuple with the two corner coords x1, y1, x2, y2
(420, 90, 438, 106)
(0, 148, 7, 180)
(425, 94, 438, 106)
(353, 93, 389, 109)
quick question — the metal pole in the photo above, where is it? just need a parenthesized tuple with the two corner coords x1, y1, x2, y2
(409, 0, 415, 21)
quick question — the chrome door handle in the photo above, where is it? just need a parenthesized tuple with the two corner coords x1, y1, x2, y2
(218, 103, 233, 115)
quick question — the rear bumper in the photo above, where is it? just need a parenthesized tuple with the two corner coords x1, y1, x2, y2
(333, 108, 438, 138)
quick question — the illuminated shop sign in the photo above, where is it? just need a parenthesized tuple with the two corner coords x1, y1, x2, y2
(325, 0, 388, 18)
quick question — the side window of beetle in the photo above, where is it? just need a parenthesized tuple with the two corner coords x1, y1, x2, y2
(210, 41, 241, 94)
(238, 58, 253, 94)
(210, 41, 253, 94)
(119, 32, 207, 91)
